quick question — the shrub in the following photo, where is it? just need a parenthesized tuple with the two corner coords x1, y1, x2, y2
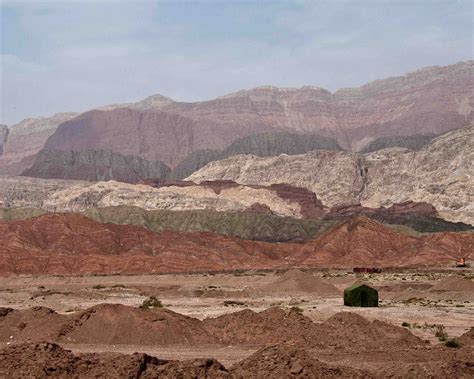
(445, 339, 461, 348)
(434, 324, 447, 340)
(290, 306, 303, 313)
(140, 296, 163, 309)
(92, 284, 105, 290)
(401, 322, 410, 328)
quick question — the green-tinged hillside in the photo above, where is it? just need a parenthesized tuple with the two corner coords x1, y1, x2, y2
(1, 206, 471, 242)
(0, 207, 47, 221)
(83, 206, 336, 242)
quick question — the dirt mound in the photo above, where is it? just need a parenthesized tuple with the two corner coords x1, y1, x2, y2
(378, 358, 474, 379)
(0, 304, 216, 346)
(59, 303, 215, 346)
(458, 328, 474, 346)
(319, 312, 423, 349)
(431, 277, 474, 292)
(0, 306, 67, 342)
(203, 307, 318, 346)
(230, 344, 371, 378)
(0, 342, 231, 378)
(263, 269, 340, 296)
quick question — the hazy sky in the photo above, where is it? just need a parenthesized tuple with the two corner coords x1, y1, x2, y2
(1, 0, 472, 125)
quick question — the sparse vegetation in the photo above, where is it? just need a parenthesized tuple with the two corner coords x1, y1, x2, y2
(140, 296, 163, 309)
(444, 339, 461, 348)
(290, 306, 303, 313)
(111, 284, 126, 288)
(433, 324, 448, 341)
(401, 322, 410, 327)
(223, 300, 246, 307)
(92, 284, 106, 290)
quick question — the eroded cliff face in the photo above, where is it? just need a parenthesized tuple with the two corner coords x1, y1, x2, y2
(164, 61, 473, 150)
(0, 113, 78, 175)
(0, 125, 8, 156)
(43, 108, 264, 169)
(0, 176, 323, 219)
(5, 61, 471, 176)
(187, 126, 474, 225)
(21, 149, 170, 183)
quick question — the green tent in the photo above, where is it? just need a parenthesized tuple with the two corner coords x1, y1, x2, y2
(344, 283, 378, 307)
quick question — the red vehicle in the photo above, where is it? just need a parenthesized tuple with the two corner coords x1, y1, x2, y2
(353, 267, 382, 274)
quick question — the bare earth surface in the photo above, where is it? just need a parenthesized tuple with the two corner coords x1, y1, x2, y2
(0, 269, 472, 377)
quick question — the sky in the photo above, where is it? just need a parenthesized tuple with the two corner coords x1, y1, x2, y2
(0, 0, 472, 125)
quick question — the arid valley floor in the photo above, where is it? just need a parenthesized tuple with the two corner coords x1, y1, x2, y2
(1, 268, 472, 377)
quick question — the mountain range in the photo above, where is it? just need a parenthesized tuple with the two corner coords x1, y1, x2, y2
(0, 60, 472, 177)
(0, 61, 472, 274)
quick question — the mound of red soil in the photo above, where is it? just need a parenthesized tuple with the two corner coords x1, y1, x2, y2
(230, 344, 370, 378)
(203, 307, 318, 346)
(319, 312, 424, 350)
(263, 269, 340, 296)
(378, 358, 474, 379)
(0, 306, 66, 342)
(1, 305, 427, 358)
(0, 342, 231, 378)
(58, 304, 215, 346)
(0, 304, 217, 346)
(458, 328, 474, 346)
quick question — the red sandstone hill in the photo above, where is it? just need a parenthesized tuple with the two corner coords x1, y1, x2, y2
(0, 214, 472, 275)
(300, 217, 473, 267)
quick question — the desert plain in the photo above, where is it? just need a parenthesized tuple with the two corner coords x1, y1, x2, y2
(0, 268, 473, 378)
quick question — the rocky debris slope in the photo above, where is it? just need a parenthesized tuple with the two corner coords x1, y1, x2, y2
(0, 214, 472, 275)
(22, 149, 170, 183)
(0, 113, 78, 175)
(188, 125, 474, 225)
(0, 125, 8, 156)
